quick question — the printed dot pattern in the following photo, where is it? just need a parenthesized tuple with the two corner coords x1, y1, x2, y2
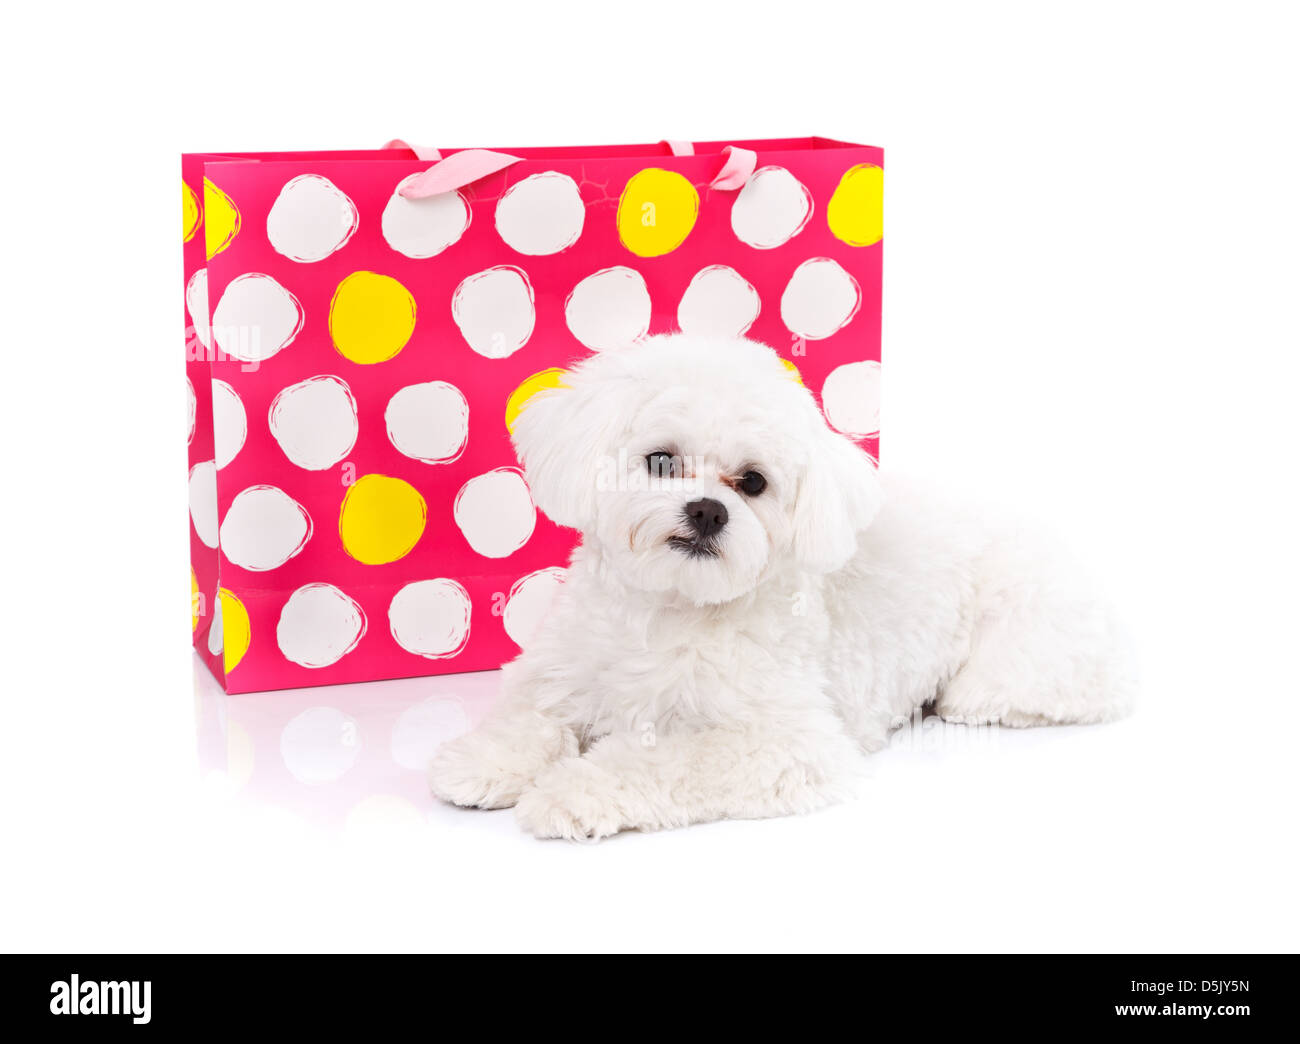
(183, 141, 882, 692)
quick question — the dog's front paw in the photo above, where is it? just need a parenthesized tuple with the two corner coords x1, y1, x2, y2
(430, 716, 578, 810)
(514, 758, 626, 841)
(429, 734, 533, 810)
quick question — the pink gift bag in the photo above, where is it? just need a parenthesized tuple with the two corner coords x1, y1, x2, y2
(184, 136, 884, 694)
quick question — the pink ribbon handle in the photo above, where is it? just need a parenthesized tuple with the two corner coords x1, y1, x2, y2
(709, 145, 758, 191)
(384, 138, 755, 197)
(398, 149, 524, 199)
(382, 139, 442, 162)
(662, 140, 757, 189)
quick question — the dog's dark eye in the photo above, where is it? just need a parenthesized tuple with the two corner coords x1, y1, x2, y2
(739, 470, 767, 496)
(647, 451, 677, 479)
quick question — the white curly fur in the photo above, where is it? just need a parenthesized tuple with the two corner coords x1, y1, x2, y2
(430, 334, 1134, 839)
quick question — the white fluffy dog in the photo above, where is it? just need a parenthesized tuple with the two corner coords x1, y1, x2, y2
(430, 334, 1133, 839)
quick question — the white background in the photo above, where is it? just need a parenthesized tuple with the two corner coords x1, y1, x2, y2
(2, 0, 1297, 953)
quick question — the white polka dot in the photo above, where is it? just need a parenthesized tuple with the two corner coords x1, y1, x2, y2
(219, 485, 312, 571)
(731, 166, 814, 249)
(211, 273, 303, 363)
(185, 377, 196, 445)
(822, 360, 882, 436)
(268, 375, 359, 471)
(185, 268, 211, 350)
(211, 379, 247, 470)
(382, 174, 471, 259)
(280, 706, 361, 783)
(454, 468, 536, 558)
(780, 258, 862, 340)
(277, 584, 367, 668)
(677, 265, 761, 338)
(503, 568, 566, 649)
(188, 460, 218, 549)
(388, 579, 472, 659)
(451, 266, 535, 359)
(390, 696, 471, 770)
(207, 594, 224, 656)
(385, 381, 469, 465)
(564, 266, 651, 351)
(267, 175, 359, 263)
(494, 172, 585, 255)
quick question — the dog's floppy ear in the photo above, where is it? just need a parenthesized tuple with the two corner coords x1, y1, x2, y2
(790, 426, 882, 573)
(510, 367, 627, 531)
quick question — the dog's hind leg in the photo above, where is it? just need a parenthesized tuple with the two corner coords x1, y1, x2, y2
(932, 539, 1136, 728)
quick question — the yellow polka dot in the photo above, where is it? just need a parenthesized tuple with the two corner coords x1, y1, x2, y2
(203, 177, 241, 259)
(183, 181, 201, 244)
(781, 358, 804, 385)
(218, 588, 251, 673)
(191, 568, 201, 632)
(505, 368, 569, 433)
(827, 164, 883, 247)
(339, 474, 427, 565)
(329, 272, 417, 365)
(616, 168, 699, 257)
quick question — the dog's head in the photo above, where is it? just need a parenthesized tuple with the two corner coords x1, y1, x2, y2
(512, 334, 881, 605)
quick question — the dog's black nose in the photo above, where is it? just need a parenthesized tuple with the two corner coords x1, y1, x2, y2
(685, 498, 728, 538)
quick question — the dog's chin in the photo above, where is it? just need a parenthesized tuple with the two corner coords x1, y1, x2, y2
(666, 534, 722, 560)
(604, 533, 765, 607)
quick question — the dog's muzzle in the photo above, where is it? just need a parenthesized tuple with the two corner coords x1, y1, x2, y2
(669, 498, 728, 558)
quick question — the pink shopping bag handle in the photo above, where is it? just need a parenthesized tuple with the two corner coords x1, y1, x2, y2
(661, 140, 758, 190)
(382, 139, 442, 162)
(383, 138, 758, 199)
(391, 147, 525, 199)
